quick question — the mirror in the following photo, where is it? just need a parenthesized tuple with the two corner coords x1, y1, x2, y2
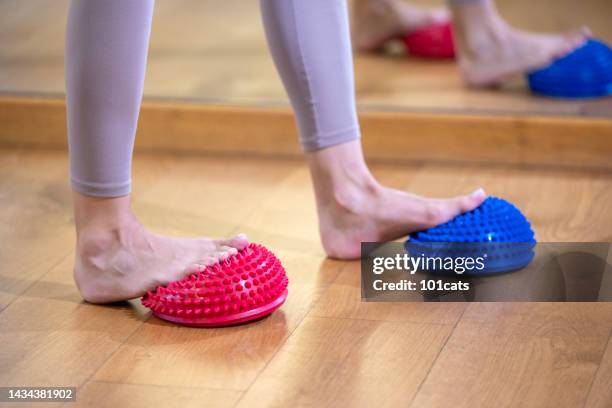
(1, 0, 610, 118)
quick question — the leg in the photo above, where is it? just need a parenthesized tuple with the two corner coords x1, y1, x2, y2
(449, 0, 588, 86)
(66, 0, 247, 303)
(260, 0, 486, 259)
(351, 0, 449, 51)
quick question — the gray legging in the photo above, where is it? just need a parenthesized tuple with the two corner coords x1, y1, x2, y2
(65, 0, 360, 197)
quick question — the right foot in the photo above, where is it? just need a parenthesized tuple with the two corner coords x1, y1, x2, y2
(352, 0, 449, 51)
(74, 215, 248, 304)
(307, 141, 487, 259)
(318, 181, 486, 259)
(452, 2, 589, 86)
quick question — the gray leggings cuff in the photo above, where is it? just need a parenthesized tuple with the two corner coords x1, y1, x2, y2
(301, 126, 360, 152)
(71, 177, 132, 197)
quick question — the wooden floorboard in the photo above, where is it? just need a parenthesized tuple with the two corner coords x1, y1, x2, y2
(1, 147, 611, 407)
(409, 303, 612, 408)
(0, 255, 148, 388)
(0, 150, 74, 310)
(237, 317, 455, 408)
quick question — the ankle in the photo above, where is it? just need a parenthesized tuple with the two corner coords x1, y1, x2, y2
(76, 228, 116, 264)
(72, 191, 142, 261)
(450, 0, 498, 24)
(354, 0, 396, 16)
(451, 0, 508, 58)
(73, 191, 136, 232)
(306, 141, 380, 210)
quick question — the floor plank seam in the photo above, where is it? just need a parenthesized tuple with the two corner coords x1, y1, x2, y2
(580, 325, 612, 408)
(309, 313, 456, 327)
(74, 309, 153, 392)
(229, 322, 304, 407)
(224, 173, 306, 238)
(406, 303, 470, 407)
(230, 262, 352, 408)
(0, 251, 72, 315)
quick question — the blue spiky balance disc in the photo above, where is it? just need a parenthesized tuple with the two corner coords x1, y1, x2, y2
(527, 38, 612, 98)
(406, 197, 536, 275)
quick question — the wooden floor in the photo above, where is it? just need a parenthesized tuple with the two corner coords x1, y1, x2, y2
(1, 147, 612, 407)
(1, 0, 611, 118)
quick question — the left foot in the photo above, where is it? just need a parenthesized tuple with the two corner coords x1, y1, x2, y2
(352, 0, 449, 51)
(452, 4, 589, 86)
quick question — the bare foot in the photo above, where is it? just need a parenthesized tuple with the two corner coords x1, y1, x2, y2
(319, 184, 486, 259)
(452, 2, 589, 86)
(352, 0, 448, 51)
(72, 194, 248, 303)
(307, 141, 487, 259)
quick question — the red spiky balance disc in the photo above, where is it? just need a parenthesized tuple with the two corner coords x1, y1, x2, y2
(141, 243, 288, 327)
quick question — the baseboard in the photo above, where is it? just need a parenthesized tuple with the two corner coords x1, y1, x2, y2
(1, 95, 611, 170)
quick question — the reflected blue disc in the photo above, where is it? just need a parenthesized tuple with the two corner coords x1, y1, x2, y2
(527, 38, 612, 98)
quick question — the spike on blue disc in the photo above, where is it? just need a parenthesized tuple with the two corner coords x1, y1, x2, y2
(527, 38, 612, 98)
(405, 197, 536, 275)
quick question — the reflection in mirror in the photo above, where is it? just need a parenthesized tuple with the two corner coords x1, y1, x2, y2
(1, 0, 610, 117)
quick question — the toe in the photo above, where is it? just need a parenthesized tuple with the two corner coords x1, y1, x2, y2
(186, 264, 206, 274)
(215, 233, 249, 251)
(217, 251, 231, 261)
(219, 245, 238, 257)
(458, 188, 487, 212)
(428, 8, 449, 25)
(577, 25, 592, 38)
(430, 188, 487, 227)
(559, 27, 590, 56)
(213, 245, 240, 262)
(199, 256, 218, 267)
(452, 187, 486, 214)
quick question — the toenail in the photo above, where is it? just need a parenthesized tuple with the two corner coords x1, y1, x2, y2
(470, 188, 486, 199)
